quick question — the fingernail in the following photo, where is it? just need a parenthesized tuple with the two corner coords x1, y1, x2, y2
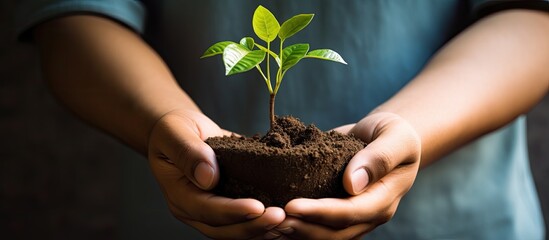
(276, 226, 294, 235)
(351, 168, 369, 193)
(264, 231, 281, 239)
(194, 162, 214, 189)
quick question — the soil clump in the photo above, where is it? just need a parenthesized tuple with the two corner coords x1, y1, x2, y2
(206, 116, 366, 207)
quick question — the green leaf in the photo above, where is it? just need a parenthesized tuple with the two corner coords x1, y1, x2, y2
(223, 43, 266, 75)
(278, 14, 314, 41)
(239, 37, 255, 50)
(252, 5, 280, 43)
(254, 43, 281, 66)
(305, 49, 347, 64)
(281, 43, 309, 71)
(201, 41, 235, 58)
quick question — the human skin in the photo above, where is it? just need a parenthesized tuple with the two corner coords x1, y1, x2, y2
(274, 9, 549, 239)
(34, 15, 285, 239)
(33, 8, 549, 240)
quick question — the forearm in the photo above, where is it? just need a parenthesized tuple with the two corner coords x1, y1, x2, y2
(34, 15, 200, 154)
(373, 10, 549, 166)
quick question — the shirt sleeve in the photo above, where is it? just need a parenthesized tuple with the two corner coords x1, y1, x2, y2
(16, 0, 146, 41)
(470, 0, 548, 20)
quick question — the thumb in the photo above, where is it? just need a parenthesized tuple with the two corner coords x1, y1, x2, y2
(171, 138, 219, 191)
(342, 113, 421, 195)
(149, 112, 219, 190)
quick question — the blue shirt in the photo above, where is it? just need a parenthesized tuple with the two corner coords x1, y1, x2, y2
(17, 1, 547, 239)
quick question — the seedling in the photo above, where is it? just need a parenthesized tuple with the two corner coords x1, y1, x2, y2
(201, 5, 346, 129)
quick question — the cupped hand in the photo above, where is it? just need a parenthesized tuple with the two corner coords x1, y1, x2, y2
(147, 110, 285, 239)
(271, 112, 421, 239)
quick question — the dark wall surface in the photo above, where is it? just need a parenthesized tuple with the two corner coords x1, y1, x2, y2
(1, 1, 547, 239)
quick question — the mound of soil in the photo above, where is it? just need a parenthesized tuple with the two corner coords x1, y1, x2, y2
(205, 116, 366, 207)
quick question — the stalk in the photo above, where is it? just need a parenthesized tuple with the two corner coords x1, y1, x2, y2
(275, 39, 284, 95)
(256, 66, 272, 93)
(266, 41, 274, 129)
(268, 40, 284, 130)
(269, 93, 276, 129)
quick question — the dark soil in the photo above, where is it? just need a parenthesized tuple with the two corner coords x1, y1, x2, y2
(205, 116, 366, 207)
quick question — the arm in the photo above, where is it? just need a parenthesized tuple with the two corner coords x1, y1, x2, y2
(34, 15, 284, 239)
(376, 9, 549, 167)
(274, 9, 549, 239)
(35, 15, 196, 154)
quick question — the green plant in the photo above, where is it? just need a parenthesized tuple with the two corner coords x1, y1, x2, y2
(201, 5, 346, 129)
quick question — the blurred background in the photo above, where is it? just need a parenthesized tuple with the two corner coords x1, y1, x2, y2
(1, 0, 547, 239)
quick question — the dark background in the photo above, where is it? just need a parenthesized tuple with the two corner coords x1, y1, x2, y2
(1, 0, 547, 239)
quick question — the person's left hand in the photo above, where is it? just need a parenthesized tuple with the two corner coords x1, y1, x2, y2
(266, 112, 421, 239)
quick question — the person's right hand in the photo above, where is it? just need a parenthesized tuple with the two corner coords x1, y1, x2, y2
(147, 110, 285, 239)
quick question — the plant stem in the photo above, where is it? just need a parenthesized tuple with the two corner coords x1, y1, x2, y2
(256, 66, 272, 93)
(266, 42, 271, 89)
(274, 70, 285, 94)
(269, 93, 276, 129)
(275, 39, 284, 95)
(267, 41, 274, 129)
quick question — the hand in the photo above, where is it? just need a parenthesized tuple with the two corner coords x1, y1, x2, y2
(270, 112, 421, 239)
(147, 110, 285, 239)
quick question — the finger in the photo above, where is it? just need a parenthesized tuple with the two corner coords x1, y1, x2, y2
(150, 112, 219, 190)
(285, 168, 411, 229)
(222, 128, 236, 136)
(171, 176, 266, 226)
(343, 114, 421, 194)
(275, 216, 373, 240)
(183, 207, 286, 240)
(332, 123, 355, 134)
(150, 158, 266, 226)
